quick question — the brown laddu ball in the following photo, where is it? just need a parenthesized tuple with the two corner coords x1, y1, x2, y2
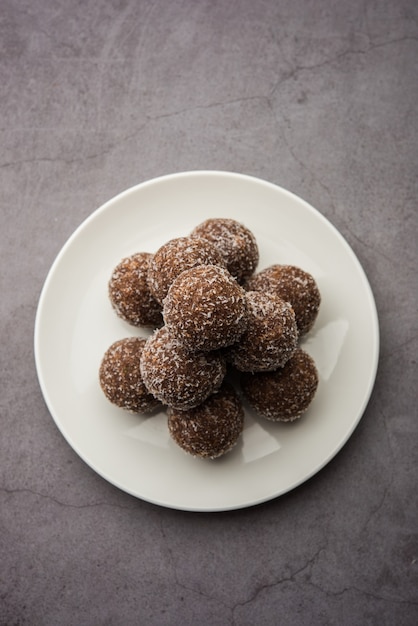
(108, 252, 163, 328)
(99, 337, 161, 413)
(168, 383, 244, 459)
(140, 326, 226, 410)
(246, 264, 320, 336)
(227, 291, 298, 372)
(163, 264, 248, 352)
(147, 236, 226, 304)
(191, 218, 259, 284)
(240, 348, 319, 422)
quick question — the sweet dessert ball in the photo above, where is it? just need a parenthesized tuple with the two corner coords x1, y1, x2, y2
(140, 326, 226, 410)
(99, 337, 161, 413)
(163, 264, 248, 352)
(191, 218, 259, 284)
(246, 264, 320, 336)
(168, 383, 244, 459)
(227, 291, 298, 372)
(108, 252, 163, 327)
(147, 236, 225, 304)
(241, 348, 319, 422)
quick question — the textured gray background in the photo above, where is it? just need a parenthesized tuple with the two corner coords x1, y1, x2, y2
(1, 1, 417, 624)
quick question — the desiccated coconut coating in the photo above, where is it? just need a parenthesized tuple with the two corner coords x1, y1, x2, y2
(168, 383, 244, 459)
(163, 264, 248, 352)
(108, 252, 163, 328)
(227, 291, 298, 372)
(191, 218, 259, 284)
(246, 264, 320, 336)
(240, 348, 319, 422)
(140, 326, 226, 410)
(147, 236, 225, 304)
(99, 337, 161, 413)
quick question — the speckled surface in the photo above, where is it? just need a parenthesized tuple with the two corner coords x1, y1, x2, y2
(1, 1, 417, 624)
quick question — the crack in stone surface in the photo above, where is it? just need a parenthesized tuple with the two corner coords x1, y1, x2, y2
(0, 95, 268, 168)
(272, 106, 338, 217)
(3, 33, 415, 165)
(269, 35, 418, 98)
(148, 95, 267, 120)
(230, 547, 418, 622)
(230, 545, 327, 623)
(1, 152, 110, 168)
(307, 580, 418, 606)
(157, 517, 232, 615)
(337, 221, 416, 274)
(383, 334, 418, 360)
(0, 486, 136, 511)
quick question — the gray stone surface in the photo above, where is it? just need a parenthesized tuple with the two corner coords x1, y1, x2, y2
(1, 1, 417, 624)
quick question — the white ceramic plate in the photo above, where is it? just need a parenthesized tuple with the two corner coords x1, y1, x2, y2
(34, 171, 379, 511)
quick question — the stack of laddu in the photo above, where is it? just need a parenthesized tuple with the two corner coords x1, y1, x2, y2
(99, 218, 320, 459)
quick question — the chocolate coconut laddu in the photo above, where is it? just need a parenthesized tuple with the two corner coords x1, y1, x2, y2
(108, 252, 163, 328)
(147, 236, 226, 304)
(246, 264, 320, 336)
(163, 264, 248, 352)
(240, 348, 319, 422)
(99, 337, 161, 413)
(227, 290, 298, 372)
(140, 326, 226, 410)
(168, 382, 244, 459)
(99, 216, 321, 459)
(190, 217, 259, 284)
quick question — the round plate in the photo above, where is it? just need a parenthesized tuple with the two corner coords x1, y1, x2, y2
(34, 171, 379, 512)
